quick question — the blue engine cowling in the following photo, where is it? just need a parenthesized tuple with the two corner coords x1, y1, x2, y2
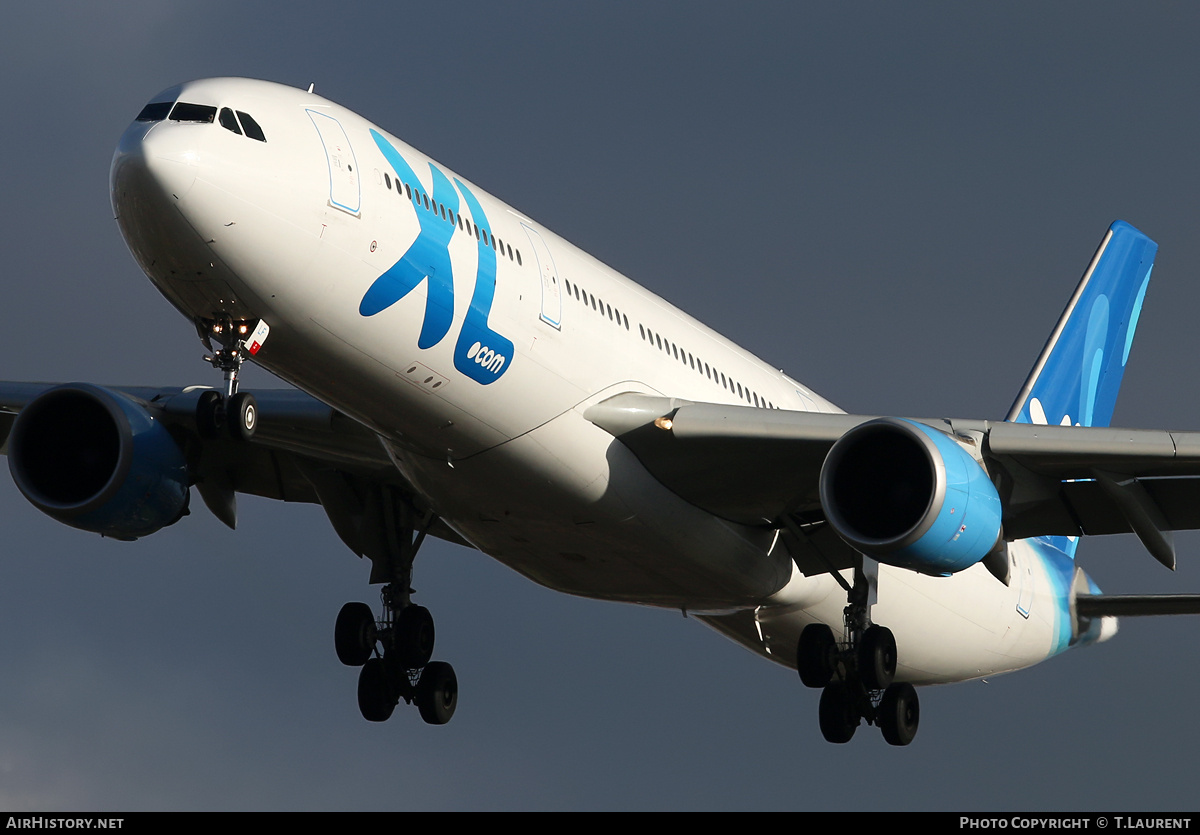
(7, 384, 190, 539)
(818, 418, 1002, 575)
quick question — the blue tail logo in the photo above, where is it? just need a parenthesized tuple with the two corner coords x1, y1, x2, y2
(1008, 219, 1158, 559)
(360, 130, 512, 384)
(1008, 221, 1156, 430)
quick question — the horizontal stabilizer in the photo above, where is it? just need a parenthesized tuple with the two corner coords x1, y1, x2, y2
(1076, 594, 1200, 617)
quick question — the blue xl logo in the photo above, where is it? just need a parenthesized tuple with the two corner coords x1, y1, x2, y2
(360, 130, 514, 385)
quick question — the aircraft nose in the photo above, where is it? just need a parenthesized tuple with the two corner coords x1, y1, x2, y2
(110, 119, 201, 217)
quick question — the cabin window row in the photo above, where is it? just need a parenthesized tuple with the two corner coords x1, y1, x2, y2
(561, 272, 776, 410)
(637, 322, 775, 409)
(562, 278, 630, 331)
(382, 171, 521, 265)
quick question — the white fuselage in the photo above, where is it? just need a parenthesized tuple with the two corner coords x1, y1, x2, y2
(110, 78, 1089, 686)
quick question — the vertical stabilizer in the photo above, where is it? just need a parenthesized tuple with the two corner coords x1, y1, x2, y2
(1007, 220, 1158, 559)
(1008, 220, 1157, 429)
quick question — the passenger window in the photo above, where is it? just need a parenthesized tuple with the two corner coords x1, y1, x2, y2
(137, 101, 173, 122)
(383, 172, 392, 189)
(236, 111, 267, 141)
(169, 102, 217, 123)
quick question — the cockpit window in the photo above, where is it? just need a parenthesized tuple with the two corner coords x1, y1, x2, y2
(169, 102, 217, 123)
(218, 107, 242, 135)
(236, 111, 267, 142)
(136, 101, 173, 122)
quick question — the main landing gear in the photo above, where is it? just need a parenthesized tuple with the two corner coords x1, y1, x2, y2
(332, 493, 457, 725)
(796, 568, 920, 746)
(336, 586, 458, 724)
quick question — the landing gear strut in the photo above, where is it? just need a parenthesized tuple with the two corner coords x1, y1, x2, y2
(333, 493, 457, 725)
(796, 566, 919, 746)
(195, 316, 263, 441)
(338, 582, 458, 725)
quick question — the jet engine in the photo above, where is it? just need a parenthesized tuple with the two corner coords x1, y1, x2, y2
(819, 418, 1002, 574)
(7, 384, 190, 539)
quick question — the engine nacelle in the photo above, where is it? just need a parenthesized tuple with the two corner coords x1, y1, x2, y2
(819, 418, 1002, 575)
(7, 384, 189, 539)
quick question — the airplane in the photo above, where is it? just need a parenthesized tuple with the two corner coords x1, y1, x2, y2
(2, 76, 1198, 746)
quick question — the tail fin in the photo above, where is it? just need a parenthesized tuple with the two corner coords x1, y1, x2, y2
(1007, 220, 1158, 429)
(1007, 220, 1158, 558)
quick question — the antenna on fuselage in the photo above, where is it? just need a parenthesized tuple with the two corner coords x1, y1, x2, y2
(307, 82, 315, 94)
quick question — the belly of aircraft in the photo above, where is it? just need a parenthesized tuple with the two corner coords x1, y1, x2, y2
(391, 409, 793, 611)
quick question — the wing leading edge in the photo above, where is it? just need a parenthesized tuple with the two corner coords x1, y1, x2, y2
(0, 382, 469, 555)
(585, 221, 1196, 577)
(586, 395, 1200, 552)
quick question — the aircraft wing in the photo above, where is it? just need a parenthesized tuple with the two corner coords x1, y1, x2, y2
(585, 394, 1200, 572)
(0, 382, 469, 556)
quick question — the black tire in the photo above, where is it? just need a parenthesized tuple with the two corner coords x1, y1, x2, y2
(334, 602, 376, 667)
(196, 390, 224, 439)
(797, 623, 837, 688)
(357, 658, 395, 722)
(396, 605, 435, 668)
(416, 661, 457, 725)
(818, 681, 858, 743)
(227, 391, 258, 441)
(858, 625, 897, 691)
(879, 682, 920, 746)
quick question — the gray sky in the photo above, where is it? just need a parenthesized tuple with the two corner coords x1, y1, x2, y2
(2, 1, 1200, 810)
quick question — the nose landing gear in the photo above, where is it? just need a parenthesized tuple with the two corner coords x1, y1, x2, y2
(194, 316, 266, 441)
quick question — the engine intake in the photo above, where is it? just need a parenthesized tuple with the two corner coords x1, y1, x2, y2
(819, 418, 1002, 574)
(8, 384, 190, 539)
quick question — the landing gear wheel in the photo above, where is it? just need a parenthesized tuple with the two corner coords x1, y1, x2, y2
(357, 658, 396, 722)
(797, 623, 837, 688)
(818, 681, 858, 743)
(858, 625, 897, 691)
(416, 661, 458, 725)
(878, 682, 920, 746)
(196, 390, 225, 439)
(227, 391, 258, 441)
(396, 605, 435, 668)
(334, 602, 376, 667)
